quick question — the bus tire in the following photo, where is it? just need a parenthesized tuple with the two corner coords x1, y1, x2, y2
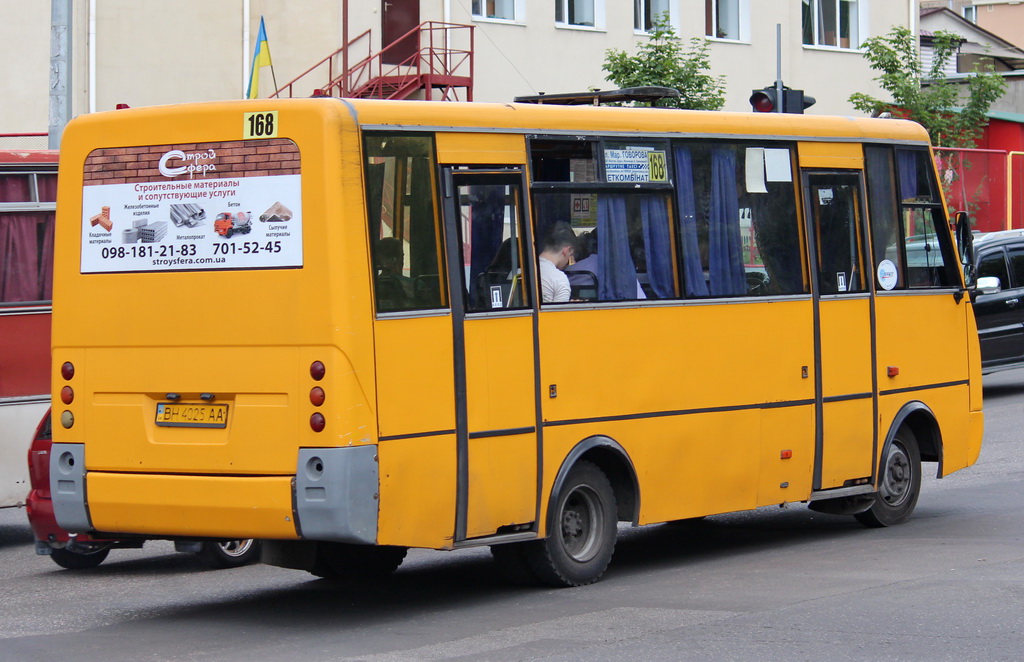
(49, 545, 110, 569)
(196, 539, 261, 569)
(526, 460, 617, 587)
(310, 542, 407, 581)
(855, 427, 922, 528)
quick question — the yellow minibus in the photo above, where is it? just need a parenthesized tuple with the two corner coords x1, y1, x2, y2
(50, 98, 983, 586)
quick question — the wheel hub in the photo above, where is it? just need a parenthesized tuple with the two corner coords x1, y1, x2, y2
(880, 443, 911, 506)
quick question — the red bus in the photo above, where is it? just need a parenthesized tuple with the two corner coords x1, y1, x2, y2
(0, 149, 57, 508)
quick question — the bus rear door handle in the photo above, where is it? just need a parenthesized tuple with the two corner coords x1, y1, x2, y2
(1007, 298, 1020, 307)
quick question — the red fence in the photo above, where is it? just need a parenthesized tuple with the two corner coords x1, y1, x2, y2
(934, 148, 1007, 232)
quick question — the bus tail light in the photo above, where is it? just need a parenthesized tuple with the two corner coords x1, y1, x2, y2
(310, 387, 325, 407)
(60, 386, 74, 405)
(61, 362, 75, 380)
(310, 361, 325, 381)
(310, 412, 325, 432)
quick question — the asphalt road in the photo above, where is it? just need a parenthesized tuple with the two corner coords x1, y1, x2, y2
(2, 370, 1023, 661)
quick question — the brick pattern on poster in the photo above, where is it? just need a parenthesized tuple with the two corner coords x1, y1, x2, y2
(84, 139, 300, 186)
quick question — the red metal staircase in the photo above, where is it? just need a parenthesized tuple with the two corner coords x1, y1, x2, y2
(272, 22, 474, 101)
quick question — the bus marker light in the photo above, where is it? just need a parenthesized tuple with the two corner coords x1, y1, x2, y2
(310, 412, 325, 432)
(60, 386, 74, 405)
(61, 362, 75, 380)
(60, 410, 74, 429)
(310, 386, 325, 406)
(310, 361, 326, 381)
(887, 366, 900, 377)
(780, 450, 792, 459)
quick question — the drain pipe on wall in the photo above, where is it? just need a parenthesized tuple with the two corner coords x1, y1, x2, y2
(908, 0, 916, 42)
(88, 0, 96, 114)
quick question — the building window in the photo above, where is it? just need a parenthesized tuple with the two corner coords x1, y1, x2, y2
(473, 0, 517, 21)
(635, 0, 671, 32)
(803, 0, 861, 49)
(962, 5, 977, 23)
(705, 0, 749, 41)
(556, 0, 601, 29)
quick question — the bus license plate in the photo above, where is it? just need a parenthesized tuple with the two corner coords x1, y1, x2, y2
(155, 403, 229, 428)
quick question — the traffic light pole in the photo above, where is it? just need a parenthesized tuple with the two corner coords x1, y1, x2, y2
(775, 24, 783, 113)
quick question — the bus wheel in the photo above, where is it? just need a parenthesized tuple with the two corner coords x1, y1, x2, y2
(526, 460, 617, 587)
(49, 545, 110, 569)
(197, 539, 261, 569)
(311, 542, 408, 581)
(855, 427, 922, 528)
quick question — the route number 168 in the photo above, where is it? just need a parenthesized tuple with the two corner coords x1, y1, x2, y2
(244, 111, 278, 139)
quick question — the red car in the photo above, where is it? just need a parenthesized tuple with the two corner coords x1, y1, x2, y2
(25, 409, 260, 569)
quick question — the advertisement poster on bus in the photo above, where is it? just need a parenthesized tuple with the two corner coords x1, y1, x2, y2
(80, 139, 302, 273)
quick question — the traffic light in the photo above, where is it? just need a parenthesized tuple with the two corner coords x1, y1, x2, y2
(749, 87, 781, 113)
(749, 85, 816, 114)
(784, 88, 816, 114)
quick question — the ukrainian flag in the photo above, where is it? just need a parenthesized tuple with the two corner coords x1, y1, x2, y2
(246, 17, 272, 99)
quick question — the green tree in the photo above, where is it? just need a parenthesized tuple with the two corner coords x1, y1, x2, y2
(602, 15, 725, 110)
(849, 25, 1006, 148)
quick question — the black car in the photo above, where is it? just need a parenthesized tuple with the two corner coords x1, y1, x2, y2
(973, 229, 1024, 373)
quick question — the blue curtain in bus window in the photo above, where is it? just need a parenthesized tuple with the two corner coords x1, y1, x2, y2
(673, 146, 709, 297)
(709, 148, 747, 296)
(468, 186, 505, 303)
(640, 196, 674, 298)
(597, 195, 639, 300)
(896, 150, 918, 201)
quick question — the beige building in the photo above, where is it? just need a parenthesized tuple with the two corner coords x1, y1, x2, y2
(926, 1, 1024, 40)
(2, 1, 917, 142)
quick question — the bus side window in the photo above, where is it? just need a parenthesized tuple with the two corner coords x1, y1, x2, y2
(808, 177, 867, 295)
(865, 145, 906, 291)
(895, 149, 958, 289)
(675, 143, 804, 298)
(456, 180, 531, 313)
(364, 134, 447, 313)
(0, 171, 56, 304)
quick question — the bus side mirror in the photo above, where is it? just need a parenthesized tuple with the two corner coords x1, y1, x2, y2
(955, 211, 976, 287)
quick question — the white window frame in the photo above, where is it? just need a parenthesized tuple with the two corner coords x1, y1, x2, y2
(472, 0, 525, 24)
(555, 0, 605, 30)
(803, 0, 868, 51)
(634, 0, 673, 34)
(962, 5, 978, 23)
(705, 0, 751, 43)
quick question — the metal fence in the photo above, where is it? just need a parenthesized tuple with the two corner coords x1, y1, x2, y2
(0, 133, 49, 150)
(934, 147, 1011, 233)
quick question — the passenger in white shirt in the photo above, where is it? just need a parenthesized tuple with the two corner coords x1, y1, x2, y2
(537, 221, 577, 303)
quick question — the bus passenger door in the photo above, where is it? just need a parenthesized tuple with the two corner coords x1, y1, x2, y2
(442, 169, 539, 542)
(804, 171, 877, 491)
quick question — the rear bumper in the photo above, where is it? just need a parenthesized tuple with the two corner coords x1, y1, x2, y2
(85, 472, 299, 539)
(52, 444, 382, 542)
